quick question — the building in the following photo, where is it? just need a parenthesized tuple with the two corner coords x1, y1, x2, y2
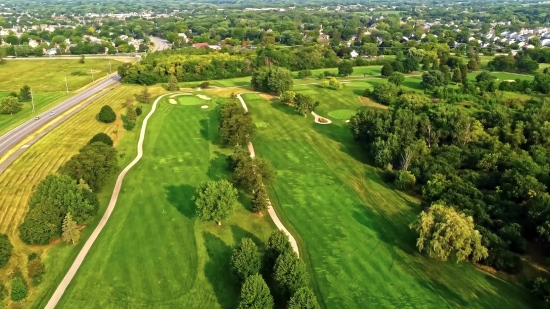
(350, 50, 359, 58)
(192, 42, 209, 49)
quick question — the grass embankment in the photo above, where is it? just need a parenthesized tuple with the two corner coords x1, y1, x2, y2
(244, 86, 531, 309)
(56, 94, 275, 308)
(0, 84, 166, 308)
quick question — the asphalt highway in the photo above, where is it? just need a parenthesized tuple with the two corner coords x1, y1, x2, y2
(0, 74, 120, 160)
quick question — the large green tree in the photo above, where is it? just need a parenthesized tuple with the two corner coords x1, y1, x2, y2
(287, 287, 321, 309)
(18, 85, 32, 102)
(0, 96, 22, 114)
(195, 179, 238, 225)
(231, 238, 262, 283)
(61, 142, 118, 192)
(237, 274, 274, 309)
(62, 213, 80, 244)
(251, 66, 293, 95)
(219, 97, 255, 147)
(410, 204, 488, 263)
(98, 105, 116, 123)
(273, 251, 308, 303)
(294, 93, 320, 117)
(337, 60, 353, 77)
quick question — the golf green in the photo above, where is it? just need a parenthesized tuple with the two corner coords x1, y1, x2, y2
(56, 97, 275, 308)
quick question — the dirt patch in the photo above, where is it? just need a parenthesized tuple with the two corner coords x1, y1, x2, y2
(358, 96, 389, 110)
(170, 93, 192, 98)
(259, 93, 277, 101)
(205, 87, 250, 97)
(168, 99, 177, 105)
(196, 94, 212, 100)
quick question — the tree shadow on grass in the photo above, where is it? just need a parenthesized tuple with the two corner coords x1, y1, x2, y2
(164, 184, 196, 219)
(208, 151, 230, 181)
(352, 88, 365, 96)
(203, 232, 238, 309)
(200, 107, 221, 144)
(270, 102, 297, 117)
(230, 225, 265, 252)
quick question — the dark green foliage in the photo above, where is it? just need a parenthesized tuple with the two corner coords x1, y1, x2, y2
(135, 106, 143, 116)
(137, 86, 151, 103)
(0, 96, 22, 114)
(287, 287, 321, 309)
(252, 187, 270, 214)
(219, 97, 254, 147)
(297, 70, 311, 79)
(366, 83, 400, 106)
(88, 133, 113, 146)
(98, 105, 116, 123)
(381, 63, 394, 77)
(237, 274, 274, 309)
(18, 85, 32, 102)
(421, 70, 447, 90)
(337, 60, 353, 77)
(529, 277, 550, 304)
(233, 156, 277, 191)
(27, 257, 45, 286)
(388, 72, 405, 86)
(10, 277, 28, 302)
(0, 234, 13, 268)
(273, 251, 308, 304)
(194, 179, 238, 225)
(231, 238, 262, 283)
(61, 142, 118, 192)
(167, 75, 180, 91)
(265, 230, 293, 274)
(19, 175, 95, 245)
(200, 81, 210, 88)
(394, 170, 416, 190)
(251, 66, 293, 95)
(293, 93, 319, 116)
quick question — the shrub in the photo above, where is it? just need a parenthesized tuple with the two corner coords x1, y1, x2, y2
(0, 234, 13, 269)
(231, 238, 262, 283)
(237, 275, 274, 309)
(394, 170, 416, 190)
(200, 81, 210, 88)
(98, 105, 116, 123)
(27, 258, 45, 286)
(135, 106, 143, 116)
(10, 277, 27, 302)
(297, 70, 311, 79)
(88, 133, 113, 146)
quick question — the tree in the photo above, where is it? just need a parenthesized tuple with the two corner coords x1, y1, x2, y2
(233, 156, 276, 190)
(294, 93, 319, 116)
(88, 133, 113, 146)
(19, 175, 95, 244)
(167, 75, 180, 91)
(388, 72, 405, 86)
(394, 170, 416, 190)
(195, 180, 238, 225)
(329, 77, 342, 90)
(98, 105, 116, 123)
(231, 238, 262, 283)
(265, 230, 293, 273)
(252, 187, 270, 214)
(297, 70, 311, 79)
(0, 96, 22, 114)
(61, 142, 118, 192)
(18, 85, 31, 102)
(287, 287, 321, 309)
(368, 83, 400, 105)
(420, 70, 447, 90)
(337, 61, 353, 77)
(219, 98, 254, 147)
(273, 251, 308, 303)
(410, 204, 488, 263)
(381, 63, 394, 77)
(79, 54, 85, 64)
(0, 234, 13, 269)
(467, 58, 480, 72)
(61, 213, 80, 244)
(135, 106, 143, 116)
(280, 91, 296, 105)
(452, 68, 462, 84)
(126, 105, 137, 122)
(10, 277, 27, 302)
(237, 274, 274, 309)
(251, 66, 293, 95)
(137, 85, 151, 103)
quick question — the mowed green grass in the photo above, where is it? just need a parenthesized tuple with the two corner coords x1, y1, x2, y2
(0, 92, 65, 133)
(244, 87, 531, 308)
(0, 59, 122, 92)
(56, 96, 275, 308)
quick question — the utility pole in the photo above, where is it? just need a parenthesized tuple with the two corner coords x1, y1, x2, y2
(30, 88, 35, 112)
(90, 69, 94, 82)
(109, 61, 112, 73)
(64, 76, 69, 94)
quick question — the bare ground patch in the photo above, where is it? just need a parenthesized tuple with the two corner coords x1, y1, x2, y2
(358, 96, 389, 110)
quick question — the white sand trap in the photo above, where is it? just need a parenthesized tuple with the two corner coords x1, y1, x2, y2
(196, 94, 212, 100)
(505, 80, 515, 82)
(201, 105, 208, 109)
(311, 111, 332, 124)
(168, 99, 177, 105)
(346, 120, 350, 123)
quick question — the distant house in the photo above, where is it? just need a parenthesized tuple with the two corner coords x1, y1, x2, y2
(350, 50, 359, 58)
(28, 39, 39, 48)
(45, 48, 57, 56)
(542, 39, 550, 47)
(192, 42, 210, 49)
(177, 33, 189, 43)
(318, 33, 330, 45)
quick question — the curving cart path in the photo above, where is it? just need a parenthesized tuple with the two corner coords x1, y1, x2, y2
(45, 93, 171, 309)
(236, 93, 300, 257)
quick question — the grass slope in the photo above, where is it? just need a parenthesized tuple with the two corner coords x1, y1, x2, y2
(0, 85, 166, 308)
(0, 59, 123, 92)
(56, 95, 275, 308)
(245, 88, 531, 309)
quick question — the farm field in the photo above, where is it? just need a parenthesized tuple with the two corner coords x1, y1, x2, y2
(244, 86, 531, 308)
(0, 59, 124, 92)
(55, 94, 275, 308)
(0, 84, 166, 308)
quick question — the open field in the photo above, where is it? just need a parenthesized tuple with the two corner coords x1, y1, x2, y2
(55, 94, 275, 308)
(0, 92, 65, 133)
(0, 84, 167, 308)
(244, 86, 531, 308)
(0, 59, 123, 92)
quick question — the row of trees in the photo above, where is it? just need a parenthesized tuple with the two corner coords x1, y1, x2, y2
(232, 231, 320, 309)
(19, 133, 117, 244)
(350, 85, 550, 273)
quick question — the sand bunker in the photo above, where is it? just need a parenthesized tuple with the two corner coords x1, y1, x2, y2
(346, 120, 350, 123)
(311, 111, 332, 124)
(196, 94, 212, 100)
(168, 99, 177, 105)
(201, 105, 208, 109)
